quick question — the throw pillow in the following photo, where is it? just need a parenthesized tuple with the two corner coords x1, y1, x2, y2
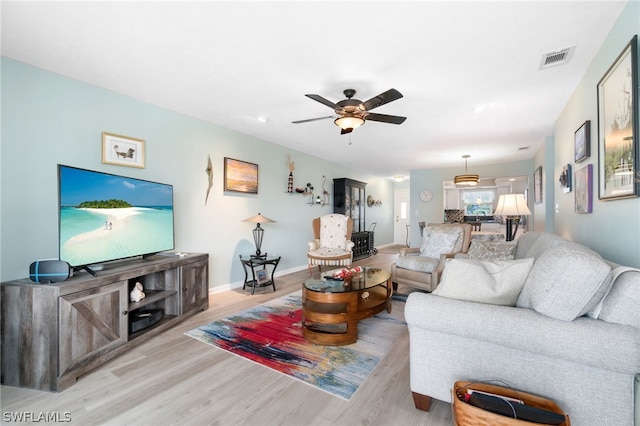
(421, 231, 458, 258)
(319, 214, 348, 249)
(420, 226, 463, 255)
(433, 258, 534, 306)
(395, 255, 440, 273)
(467, 240, 517, 261)
(516, 243, 612, 321)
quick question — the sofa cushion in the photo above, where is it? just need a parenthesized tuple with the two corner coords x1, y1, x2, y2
(512, 231, 541, 259)
(319, 214, 349, 249)
(516, 232, 566, 260)
(433, 258, 534, 305)
(516, 242, 612, 321)
(308, 246, 351, 257)
(467, 240, 517, 261)
(420, 226, 464, 255)
(421, 232, 458, 258)
(395, 255, 440, 273)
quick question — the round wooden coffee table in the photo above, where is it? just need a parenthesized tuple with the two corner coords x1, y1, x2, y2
(302, 267, 392, 345)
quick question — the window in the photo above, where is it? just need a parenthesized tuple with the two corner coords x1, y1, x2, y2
(462, 189, 496, 216)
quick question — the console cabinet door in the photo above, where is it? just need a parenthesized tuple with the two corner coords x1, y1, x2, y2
(181, 259, 209, 314)
(58, 281, 128, 377)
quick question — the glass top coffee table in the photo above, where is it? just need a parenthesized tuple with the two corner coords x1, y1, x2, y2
(302, 267, 392, 345)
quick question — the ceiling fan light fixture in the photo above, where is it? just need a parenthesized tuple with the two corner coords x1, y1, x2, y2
(334, 115, 365, 131)
(454, 155, 480, 186)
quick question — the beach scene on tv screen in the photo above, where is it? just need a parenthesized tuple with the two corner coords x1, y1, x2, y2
(59, 166, 174, 267)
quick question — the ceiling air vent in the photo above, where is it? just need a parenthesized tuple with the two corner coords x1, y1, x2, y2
(539, 45, 575, 70)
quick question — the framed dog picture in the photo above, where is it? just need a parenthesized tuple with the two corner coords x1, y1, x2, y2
(102, 132, 145, 168)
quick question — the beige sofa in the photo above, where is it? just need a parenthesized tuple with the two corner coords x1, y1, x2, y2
(391, 223, 471, 292)
(405, 232, 640, 426)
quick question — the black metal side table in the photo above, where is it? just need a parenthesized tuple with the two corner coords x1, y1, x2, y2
(239, 254, 281, 295)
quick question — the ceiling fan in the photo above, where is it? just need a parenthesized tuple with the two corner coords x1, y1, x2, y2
(292, 88, 407, 134)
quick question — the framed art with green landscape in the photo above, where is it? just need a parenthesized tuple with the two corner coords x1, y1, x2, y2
(597, 35, 638, 200)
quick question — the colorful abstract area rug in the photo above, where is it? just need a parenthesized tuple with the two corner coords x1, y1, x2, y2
(185, 291, 406, 400)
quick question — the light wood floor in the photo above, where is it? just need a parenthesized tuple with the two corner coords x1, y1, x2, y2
(1, 248, 454, 425)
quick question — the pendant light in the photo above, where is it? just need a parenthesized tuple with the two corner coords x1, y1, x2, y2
(454, 155, 479, 186)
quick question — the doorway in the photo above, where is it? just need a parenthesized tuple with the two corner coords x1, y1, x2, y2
(394, 189, 410, 245)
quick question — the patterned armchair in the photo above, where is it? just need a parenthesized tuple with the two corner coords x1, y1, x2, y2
(307, 214, 354, 276)
(391, 223, 472, 292)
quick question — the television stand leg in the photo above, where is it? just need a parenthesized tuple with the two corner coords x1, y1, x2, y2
(76, 265, 97, 277)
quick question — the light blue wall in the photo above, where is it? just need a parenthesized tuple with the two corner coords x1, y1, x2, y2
(3, 0, 638, 289)
(408, 160, 534, 247)
(553, 0, 640, 268)
(0, 58, 395, 288)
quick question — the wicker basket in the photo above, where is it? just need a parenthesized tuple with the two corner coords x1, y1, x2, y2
(452, 381, 571, 426)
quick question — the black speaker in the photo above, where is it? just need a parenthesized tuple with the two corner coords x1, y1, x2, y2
(29, 260, 71, 283)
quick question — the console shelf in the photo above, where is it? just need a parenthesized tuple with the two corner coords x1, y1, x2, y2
(129, 289, 177, 311)
(1, 253, 209, 392)
(129, 314, 178, 341)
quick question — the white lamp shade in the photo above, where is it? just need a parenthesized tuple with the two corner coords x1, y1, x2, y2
(494, 194, 531, 216)
(242, 213, 275, 224)
(334, 115, 364, 130)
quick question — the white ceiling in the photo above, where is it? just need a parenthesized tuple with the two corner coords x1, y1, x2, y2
(1, 1, 628, 179)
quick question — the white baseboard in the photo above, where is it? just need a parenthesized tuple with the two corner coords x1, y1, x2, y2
(208, 264, 309, 295)
(207, 245, 395, 295)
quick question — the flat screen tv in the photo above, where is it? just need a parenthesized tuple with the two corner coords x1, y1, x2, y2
(58, 164, 174, 271)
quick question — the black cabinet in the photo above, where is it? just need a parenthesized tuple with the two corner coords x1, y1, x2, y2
(351, 232, 370, 260)
(333, 178, 366, 233)
(334, 178, 373, 260)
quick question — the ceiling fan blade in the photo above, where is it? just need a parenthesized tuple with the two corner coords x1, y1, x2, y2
(340, 127, 353, 135)
(305, 94, 342, 111)
(292, 115, 335, 124)
(360, 88, 403, 111)
(364, 113, 407, 124)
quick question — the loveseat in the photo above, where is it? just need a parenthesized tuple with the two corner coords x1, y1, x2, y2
(405, 232, 640, 425)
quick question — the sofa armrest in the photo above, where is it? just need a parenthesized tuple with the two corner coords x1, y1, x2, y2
(399, 247, 420, 257)
(431, 252, 456, 284)
(405, 293, 640, 375)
